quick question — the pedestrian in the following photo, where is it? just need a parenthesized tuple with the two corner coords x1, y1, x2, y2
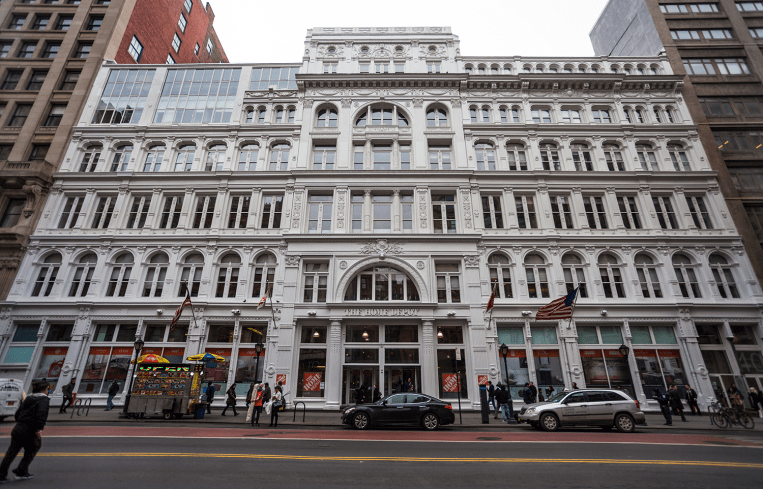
(667, 385, 687, 422)
(269, 385, 282, 427)
(105, 380, 120, 411)
(495, 383, 514, 423)
(571, 382, 579, 390)
(487, 381, 497, 416)
(748, 386, 762, 418)
(262, 383, 271, 406)
(245, 383, 255, 409)
(0, 380, 50, 482)
(728, 384, 745, 415)
(684, 385, 701, 416)
(205, 382, 215, 414)
(538, 388, 545, 403)
(372, 385, 381, 403)
(246, 383, 264, 427)
(522, 383, 533, 404)
(546, 386, 555, 399)
(355, 384, 365, 404)
(403, 378, 412, 393)
(59, 379, 75, 414)
(528, 382, 538, 403)
(221, 383, 238, 416)
(653, 388, 672, 426)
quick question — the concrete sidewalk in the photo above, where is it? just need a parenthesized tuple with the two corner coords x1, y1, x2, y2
(46, 405, 763, 431)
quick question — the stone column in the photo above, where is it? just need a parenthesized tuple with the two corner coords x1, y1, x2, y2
(422, 320, 437, 401)
(325, 319, 342, 410)
(363, 189, 371, 232)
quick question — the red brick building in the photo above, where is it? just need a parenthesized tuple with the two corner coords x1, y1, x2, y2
(115, 0, 228, 65)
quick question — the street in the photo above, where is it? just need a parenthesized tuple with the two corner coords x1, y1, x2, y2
(1, 423, 761, 488)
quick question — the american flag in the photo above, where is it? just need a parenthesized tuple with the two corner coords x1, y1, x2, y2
(536, 288, 578, 321)
(257, 289, 268, 310)
(171, 289, 192, 332)
(484, 282, 497, 314)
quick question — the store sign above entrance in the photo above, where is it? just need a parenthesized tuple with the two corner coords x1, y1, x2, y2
(344, 308, 419, 317)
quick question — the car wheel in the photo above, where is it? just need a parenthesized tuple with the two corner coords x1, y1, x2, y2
(163, 411, 173, 420)
(422, 413, 440, 430)
(540, 413, 559, 432)
(614, 413, 635, 433)
(353, 412, 370, 430)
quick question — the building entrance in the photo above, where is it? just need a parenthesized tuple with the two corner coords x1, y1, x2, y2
(341, 366, 378, 405)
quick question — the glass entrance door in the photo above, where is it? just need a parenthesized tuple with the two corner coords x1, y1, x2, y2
(342, 366, 378, 405)
(385, 367, 421, 395)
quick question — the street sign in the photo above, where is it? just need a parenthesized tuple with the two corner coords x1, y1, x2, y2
(455, 348, 461, 361)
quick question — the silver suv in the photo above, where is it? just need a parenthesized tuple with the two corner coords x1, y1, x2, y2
(517, 389, 646, 432)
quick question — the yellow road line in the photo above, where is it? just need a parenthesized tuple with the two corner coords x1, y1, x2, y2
(36, 453, 763, 469)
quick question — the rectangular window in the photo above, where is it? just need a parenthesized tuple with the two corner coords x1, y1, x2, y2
(428, 146, 452, 170)
(515, 195, 537, 229)
(313, 145, 335, 170)
(172, 34, 181, 53)
(29, 144, 49, 161)
(194, 43, 200, 56)
(86, 15, 103, 31)
(303, 263, 329, 302)
(91, 196, 116, 229)
(0, 42, 12, 58)
(551, 195, 574, 229)
(27, 71, 47, 90)
(159, 196, 183, 229)
(540, 149, 561, 171)
(33, 15, 50, 30)
(308, 195, 332, 233)
(178, 13, 187, 33)
(481, 195, 504, 229)
(394, 62, 405, 73)
(323, 62, 337, 74)
(561, 109, 582, 123)
(166, 54, 175, 65)
(128, 36, 143, 62)
(8, 104, 31, 126)
(427, 61, 441, 73)
(60, 71, 79, 90)
(0, 199, 25, 228)
(58, 196, 84, 228)
(354, 146, 364, 170)
(9, 15, 26, 30)
(227, 195, 250, 229)
(592, 109, 611, 123)
(351, 195, 363, 232)
(372, 195, 392, 232)
(402, 195, 413, 231)
(154, 68, 240, 124)
(436, 263, 461, 303)
(45, 104, 66, 127)
(18, 42, 36, 59)
(686, 195, 713, 229)
(583, 196, 608, 229)
(56, 15, 73, 31)
(92, 69, 155, 124)
(617, 196, 642, 229)
(400, 145, 411, 170)
(126, 195, 152, 229)
(662, 3, 718, 13)
(184, 0, 193, 12)
(375, 62, 390, 73)
(653, 196, 679, 229)
(532, 109, 551, 123)
(296, 349, 326, 398)
(432, 195, 456, 233)
(206, 38, 213, 54)
(192, 196, 216, 229)
(75, 42, 92, 59)
(261, 195, 283, 228)
(2, 70, 22, 90)
(373, 145, 391, 170)
(249, 67, 300, 90)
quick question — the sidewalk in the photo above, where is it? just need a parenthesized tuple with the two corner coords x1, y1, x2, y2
(48, 406, 763, 431)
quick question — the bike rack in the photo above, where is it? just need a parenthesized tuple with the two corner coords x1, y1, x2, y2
(70, 397, 92, 418)
(292, 401, 306, 422)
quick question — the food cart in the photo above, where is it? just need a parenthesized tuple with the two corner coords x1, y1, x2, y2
(127, 363, 204, 419)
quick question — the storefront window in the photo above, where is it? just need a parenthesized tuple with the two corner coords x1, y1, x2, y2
(235, 347, 265, 396)
(631, 326, 653, 344)
(531, 326, 558, 344)
(301, 326, 327, 343)
(93, 324, 116, 342)
(385, 325, 418, 342)
(344, 348, 379, 363)
(296, 349, 326, 398)
(346, 326, 378, 343)
(240, 324, 265, 343)
(734, 349, 763, 375)
(79, 346, 132, 394)
(208, 325, 234, 343)
(697, 324, 722, 344)
(3, 347, 34, 364)
(204, 347, 231, 396)
(498, 349, 529, 399)
(582, 348, 635, 398)
(634, 349, 685, 398)
(438, 326, 464, 344)
(436, 349, 468, 399)
(702, 350, 732, 374)
(143, 325, 166, 342)
(600, 326, 623, 344)
(731, 325, 757, 345)
(652, 326, 677, 344)
(46, 324, 74, 341)
(32, 347, 68, 390)
(163, 347, 184, 363)
(168, 325, 188, 342)
(115, 325, 137, 342)
(577, 326, 599, 344)
(532, 349, 564, 394)
(497, 326, 524, 345)
(384, 348, 419, 364)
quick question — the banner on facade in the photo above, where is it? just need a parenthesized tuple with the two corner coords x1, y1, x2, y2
(477, 375, 488, 386)
(442, 373, 459, 392)
(533, 349, 560, 357)
(277, 374, 286, 386)
(506, 349, 526, 358)
(303, 372, 321, 391)
(142, 347, 163, 355)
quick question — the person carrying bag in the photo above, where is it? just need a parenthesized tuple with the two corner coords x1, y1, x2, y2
(269, 386, 282, 427)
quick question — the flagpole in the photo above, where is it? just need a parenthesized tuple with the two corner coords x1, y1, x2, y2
(565, 288, 579, 330)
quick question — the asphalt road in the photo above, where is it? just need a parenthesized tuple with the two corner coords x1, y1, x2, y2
(3, 435, 761, 488)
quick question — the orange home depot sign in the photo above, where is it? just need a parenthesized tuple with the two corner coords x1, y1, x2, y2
(276, 374, 286, 386)
(442, 373, 459, 392)
(478, 375, 488, 386)
(303, 373, 321, 391)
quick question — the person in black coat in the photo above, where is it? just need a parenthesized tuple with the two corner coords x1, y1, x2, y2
(528, 382, 538, 403)
(221, 383, 238, 416)
(372, 385, 381, 403)
(495, 383, 514, 423)
(355, 384, 365, 404)
(668, 385, 687, 422)
(653, 388, 672, 426)
(684, 385, 701, 416)
(205, 382, 216, 414)
(59, 379, 75, 414)
(522, 383, 533, 404)
(0, 380, 50, 481)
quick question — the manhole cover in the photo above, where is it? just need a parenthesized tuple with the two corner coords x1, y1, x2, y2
(476, 437, 502, 441)
(704, 440, 736, 446)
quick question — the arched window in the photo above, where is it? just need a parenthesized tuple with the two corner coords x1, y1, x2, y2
(475, 143, 496, 171)
(524, 254, 550, 298)
(245, 108, 254, 123)
(634, 107, 645, 123)
(355, 104, 408, 127)
(215, 253, 240, 298)
(464, 64, 473, 74)
(636, 144, 659, 171)
(257, 106, 266, 124)
(68, 253, 98, 297)
(274, 106, 284, 123)
(344, 265, 420, 301)
(634, 253, 662, 298)
(238, 144, 259, 171)
(668, 143, 691, 171)
(179, 253, 204, 297)
(709, 253, 740, 298)
(599, 253, 625, 298)
(603, 144, 625, 171)
(491, 64, 499, 74)
(561, 108, 582, 123)
(506, 144, 527, 171)
(205, 144, 227, 171)
(665, 106, 676, 123)
(571, 144, 593, 171)
(252, 253, 276, 298)
(470, 105, 491, 123)
(488, 254, 513, 298)
(653, 107, 663, 123)
(317, 108, 338, 127)
(106, 252, 134, 297)
(540, 144, 561, 171)
(174, 144, 196, 172)
(269, 144, 290, 171)
(672, 253, 701, 299)
(561, 253, 588, 298)
(532, 107, 552, 123)
(110, 145, 132, 172)
(142, 253, 169, 297)
(143, 144, 165, 172)
(426, 108, 448, 127)
(32, 252, 62, 297)
(79, 145, 102, 172)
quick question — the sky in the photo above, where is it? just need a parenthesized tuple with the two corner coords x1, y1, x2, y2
(208, 0, 612, 64)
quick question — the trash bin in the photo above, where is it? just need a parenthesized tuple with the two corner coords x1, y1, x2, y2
(195, 404, 206, 419)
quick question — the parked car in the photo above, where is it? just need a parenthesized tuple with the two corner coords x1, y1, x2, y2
(517, 389, 645, 432)
(0, 379, 24, 422)
(341, 393, 456, 430)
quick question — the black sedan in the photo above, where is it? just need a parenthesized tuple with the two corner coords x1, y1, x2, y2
(341, 393, 456, 430)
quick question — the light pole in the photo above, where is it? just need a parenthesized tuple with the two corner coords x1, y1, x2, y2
(120, 338, 144, 418)
(254, 342, 264, 382)
(618, 343, 630, 357)
(499, 343, 510, 387)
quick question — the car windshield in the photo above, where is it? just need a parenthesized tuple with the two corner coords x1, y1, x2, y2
(547, 391, 569, 403)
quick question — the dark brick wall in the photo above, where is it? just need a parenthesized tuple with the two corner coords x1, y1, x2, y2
(114, 0, 228, 64)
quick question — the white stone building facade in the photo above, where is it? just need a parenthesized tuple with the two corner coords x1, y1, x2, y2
(1, 27, 762, 412)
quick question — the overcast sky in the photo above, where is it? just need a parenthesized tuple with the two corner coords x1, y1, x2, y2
(208, 0, 612, 64)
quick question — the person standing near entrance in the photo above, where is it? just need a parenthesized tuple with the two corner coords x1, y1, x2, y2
(495, 383, 513, 423)
(372, 385, 381, 403)
(528, 382, 537, 403)
(684, 385, 700, 416)
(221, 383, 238, 416)
(668, 385, 687, 422)
(262, 383, 271, 407)
(653, 388, 672, 426)
(522, 383, 533, 405)
(403, 378, 412, 393)
(59, 379, 75, 414)
(205, 382, 216, 414)
(269, 385, 282, 427)
(245, 383, 255, 409)
(487, 381, 497, 416)
(0, 380, 49, 482)
(105, 380, 120, 411)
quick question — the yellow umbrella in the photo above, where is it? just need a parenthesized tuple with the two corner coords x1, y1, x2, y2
(186, 352, 226, 362)
(131, 353, 170, 364)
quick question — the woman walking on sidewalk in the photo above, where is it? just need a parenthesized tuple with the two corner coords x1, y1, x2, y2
(221, 383, 238, 416)
(269, 385, 282, 427)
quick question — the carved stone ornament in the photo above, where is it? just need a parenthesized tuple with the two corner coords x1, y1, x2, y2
(339, 260, 348, 270)
(417, 261, 425, 270)
(360, 239, 403, 256)
(285, 255, 300, 266)
(463, 255, 480, 267)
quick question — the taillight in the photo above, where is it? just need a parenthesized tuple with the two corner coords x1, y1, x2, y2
(634, 400, 640, 410)
(445, 404, 453, 410)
